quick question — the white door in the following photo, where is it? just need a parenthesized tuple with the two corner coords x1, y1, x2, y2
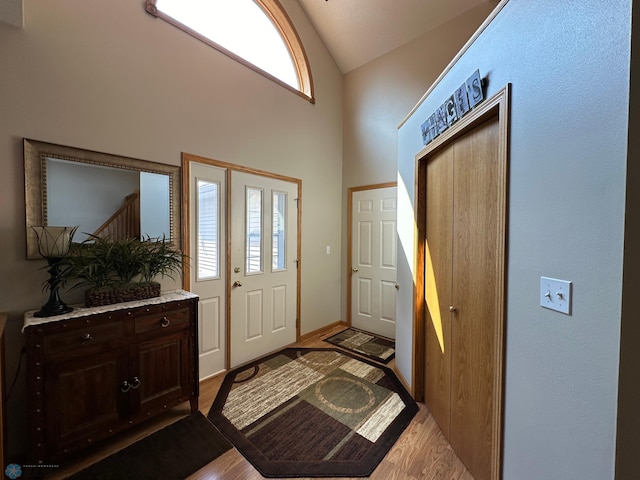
(230, 171, 298, 367)
(350, 186, 397, 339)
(188, 162, 227, 379)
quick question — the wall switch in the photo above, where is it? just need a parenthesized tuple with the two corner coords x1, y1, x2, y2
(540, 276, 572, 315)
(326, 245, 330, 255)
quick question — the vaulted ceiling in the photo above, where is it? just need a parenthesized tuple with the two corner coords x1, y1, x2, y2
(297, 0, 495, 73)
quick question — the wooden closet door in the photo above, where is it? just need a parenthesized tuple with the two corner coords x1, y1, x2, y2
(450, 116, 501, 480)
(423, 114, 503, 480)
(424, 144, 454, 437)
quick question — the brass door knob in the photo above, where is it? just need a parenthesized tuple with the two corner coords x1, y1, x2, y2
(449, 306, 456, 313)
(352, 267, 359, 273)
(233, 281, 243, 287)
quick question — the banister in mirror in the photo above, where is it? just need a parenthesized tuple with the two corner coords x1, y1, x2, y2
(24, 138, 181, 260)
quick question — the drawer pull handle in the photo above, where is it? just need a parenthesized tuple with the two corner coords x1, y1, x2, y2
(82, 333, 94, 342)
(121, 377, 141, 393)
(161, 317, 170, 328)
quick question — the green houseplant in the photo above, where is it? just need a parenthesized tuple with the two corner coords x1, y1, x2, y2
(61, 234, 184, 307)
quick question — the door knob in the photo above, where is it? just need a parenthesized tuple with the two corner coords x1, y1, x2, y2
(234, 267, 241, 273)
(352, 267, 359, 273)
(233, 281, 243, 287)
(395, 283, 399, 289)
(449, 306, 457, 313)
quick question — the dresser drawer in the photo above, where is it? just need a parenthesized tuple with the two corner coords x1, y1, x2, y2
(134, 308, 189, 334)
(43, 321, 123, 355)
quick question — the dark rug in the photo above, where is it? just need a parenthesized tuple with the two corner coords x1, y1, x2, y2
(324, 328, 395, 363)
(208, 348, 417, 478)
(68, 411, 232, 480)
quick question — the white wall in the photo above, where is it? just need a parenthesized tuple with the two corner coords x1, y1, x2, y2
(140, 171, 170, 240)
(0, 0, 342, 458)
(398, 1, 631, 478)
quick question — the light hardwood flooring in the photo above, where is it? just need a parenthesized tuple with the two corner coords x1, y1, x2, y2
(47, 325, 473, 479)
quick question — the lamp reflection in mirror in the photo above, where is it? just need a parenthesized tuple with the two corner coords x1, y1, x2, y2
(32, 226, 78, 317)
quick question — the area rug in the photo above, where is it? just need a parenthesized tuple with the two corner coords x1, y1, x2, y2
(324, 328, 395, 364)
(208, 348, 417, 478)
(68, 411, 232, 480)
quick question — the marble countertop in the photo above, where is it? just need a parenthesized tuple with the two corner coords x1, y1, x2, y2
(23, 289, 198, 331)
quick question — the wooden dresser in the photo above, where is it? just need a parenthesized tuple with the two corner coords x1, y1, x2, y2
(24, 290, 198, 463)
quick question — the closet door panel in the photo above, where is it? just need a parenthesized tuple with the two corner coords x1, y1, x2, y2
(424, 144, 454, 436)
(450, 116, 500, 480)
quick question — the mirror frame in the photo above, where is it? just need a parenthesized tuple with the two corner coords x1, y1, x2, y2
(24, 138, 181, 260)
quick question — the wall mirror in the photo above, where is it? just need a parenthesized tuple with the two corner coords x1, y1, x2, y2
(24, 138, 181, 259)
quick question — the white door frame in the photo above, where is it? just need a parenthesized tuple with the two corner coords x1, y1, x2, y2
(347, 182, 397, 336)
(183, 153, 301, 372)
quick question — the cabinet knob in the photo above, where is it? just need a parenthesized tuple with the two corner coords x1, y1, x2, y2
(161, 316, 170, 328)
(131, 377, 141, 389)
(120, 381, 131, 393)
(449, 306, 457, 313)
(82, 333, 93, 342)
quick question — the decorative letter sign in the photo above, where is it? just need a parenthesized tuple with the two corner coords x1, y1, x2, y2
(420, 70, 484, 146)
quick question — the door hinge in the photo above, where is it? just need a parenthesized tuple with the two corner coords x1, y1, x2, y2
(294, 198, 299, 208)
(295, 258, 300, 268)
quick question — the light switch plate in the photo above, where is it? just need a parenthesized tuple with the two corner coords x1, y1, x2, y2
(540, 277, 572, 315)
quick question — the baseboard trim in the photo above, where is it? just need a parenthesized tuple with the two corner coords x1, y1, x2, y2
(393, 366, 414, 398)
(298, 321, 348, 343)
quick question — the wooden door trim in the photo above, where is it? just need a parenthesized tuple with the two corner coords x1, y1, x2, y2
(347, 182, 397, 327)
(413, 84, 510, 480)
(182, 153, 302, 371)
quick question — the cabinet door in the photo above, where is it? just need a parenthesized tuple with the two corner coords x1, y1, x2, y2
(45, 347, 129, 454)
(133, 330, 191, 415)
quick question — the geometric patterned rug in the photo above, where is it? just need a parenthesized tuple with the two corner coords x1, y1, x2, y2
(207, 348, 417, 477)
(324, 328, 395, 363)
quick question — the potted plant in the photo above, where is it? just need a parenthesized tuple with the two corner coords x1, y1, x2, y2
(61, 234, 184, 307)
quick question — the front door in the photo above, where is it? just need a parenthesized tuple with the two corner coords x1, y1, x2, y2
(229, 171, 298, 367)
(349, 185, 397, 339)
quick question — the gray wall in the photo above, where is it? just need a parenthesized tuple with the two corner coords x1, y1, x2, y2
(616, 0, 640, 477)
(398, 0, 630, 478)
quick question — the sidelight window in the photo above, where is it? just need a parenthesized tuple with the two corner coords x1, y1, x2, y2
(196, 179, 220, 279)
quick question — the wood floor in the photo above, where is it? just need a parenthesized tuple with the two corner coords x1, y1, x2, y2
(47, 325, 473, 479)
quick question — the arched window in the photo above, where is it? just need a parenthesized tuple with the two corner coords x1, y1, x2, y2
(146, 0, 314, 103)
